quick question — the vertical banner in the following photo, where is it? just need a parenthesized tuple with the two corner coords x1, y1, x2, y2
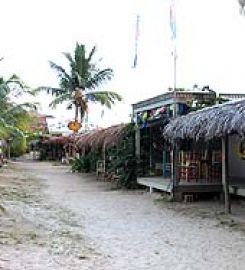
(132, 15, 140, 68)
(169, 0, 176, 40)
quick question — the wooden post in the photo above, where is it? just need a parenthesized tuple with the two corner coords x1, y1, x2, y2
(171, 142, 180, 200)
(222, 136, 231, 214)
(149, 127, 152, 173)
(135, 128, 140, 159)
(103, 144, 106, 161)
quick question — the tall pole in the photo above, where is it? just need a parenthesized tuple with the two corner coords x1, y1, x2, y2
(222, 136, 231, 214)
(170, 0, 178, 198)
(173, 45, 177, 118)
(170, 0, 177, 118)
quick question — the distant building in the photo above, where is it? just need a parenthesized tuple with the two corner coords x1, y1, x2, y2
(29, 112, 53, 133)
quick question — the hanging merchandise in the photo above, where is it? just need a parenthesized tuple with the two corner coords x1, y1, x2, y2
(159, 106, 167, 114)
(140, 122, 148, 129)
(143, 112, 148, 121)
(155, 108, 161, 116)
(149, 109, 155, 119)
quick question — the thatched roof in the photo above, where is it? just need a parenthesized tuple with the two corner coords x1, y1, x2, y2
(76, 124, 128, 151)
(163, 99, 245, 141)
(42, 136, 74, 146)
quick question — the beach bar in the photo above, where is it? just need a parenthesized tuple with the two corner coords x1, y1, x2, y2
(132, 88, 217, 194)
(163, 99, 245, 213)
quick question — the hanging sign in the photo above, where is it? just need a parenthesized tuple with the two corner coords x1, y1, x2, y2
(67, 121, 81, 132)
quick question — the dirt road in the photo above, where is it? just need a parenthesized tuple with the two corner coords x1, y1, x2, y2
(1, 161, 245, 270)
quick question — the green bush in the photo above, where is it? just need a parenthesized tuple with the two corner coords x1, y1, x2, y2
(10, 134, 27, 157)
(106, 123, 138, 189)
(0, 124, 27, 157)
(71, 151, 99, 173)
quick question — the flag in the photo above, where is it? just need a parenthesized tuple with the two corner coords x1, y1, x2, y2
(133, 54, 138, 69)
(170, 0, 176, 40)
(132, 15, 140, 68)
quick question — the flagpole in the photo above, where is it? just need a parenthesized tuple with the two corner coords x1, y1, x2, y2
(170, 0, 177, 118)
(170, 0, 178, 199)
(173, 43, 177, 118)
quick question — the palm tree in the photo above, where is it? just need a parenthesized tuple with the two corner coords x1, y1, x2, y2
(0, 66, 39, 156)
(38, 43, 122, 123)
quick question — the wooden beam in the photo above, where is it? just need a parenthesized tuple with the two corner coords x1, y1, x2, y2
(171, 143, 180, 200)
(222, 136, 231, 214)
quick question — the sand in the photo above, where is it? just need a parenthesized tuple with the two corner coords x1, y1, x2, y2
(0, 161, 245, 270)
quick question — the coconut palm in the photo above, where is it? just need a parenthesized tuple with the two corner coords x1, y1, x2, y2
(0, 66, 39, 156)
(0, 78, 37, 129)
(38, 43, 122, 122)
(0, 73, 38, 124)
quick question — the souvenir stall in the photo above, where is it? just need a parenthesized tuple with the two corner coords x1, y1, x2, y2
(132, 91, 191, 192)
(163, 99, 245, 212)
(178, 140, 222, 183)
(134, 103, 175, 178)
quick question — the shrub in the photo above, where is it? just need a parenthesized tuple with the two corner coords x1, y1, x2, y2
(71, 151, 99, 173)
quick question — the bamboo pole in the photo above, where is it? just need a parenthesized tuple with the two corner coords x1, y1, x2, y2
(222, 136, 231, 214)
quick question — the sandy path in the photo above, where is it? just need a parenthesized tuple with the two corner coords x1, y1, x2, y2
(1, 161, 245, 269)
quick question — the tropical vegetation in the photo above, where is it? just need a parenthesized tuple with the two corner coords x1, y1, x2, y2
(38, 43, 122, 123)
(0, 59, 38, 156)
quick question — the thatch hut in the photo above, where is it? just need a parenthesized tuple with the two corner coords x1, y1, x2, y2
(40, 135, 74, 160)
(74, 123, 136, 187)
(163, 99, 245, 213)
(163, 99, 245, 141)
(75, 124, 128, 153)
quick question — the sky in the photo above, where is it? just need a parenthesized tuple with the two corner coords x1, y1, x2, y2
(0, 0, 245, 131)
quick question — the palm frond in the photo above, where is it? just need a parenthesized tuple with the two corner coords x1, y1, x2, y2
(87, 46, 97, 63)
(86, 91, 122, 109)
(0, 82, 10, 98)
(75, 43, 85, 76)
(5, 74, 34, 96)
(36, 86, 66, 96)
(7, 74, 28, 89)
(86, 69, 114, 89)
(49, 92, 72, 108)
(49, 61, 70, 79)
(18, 102, 40, 111)
(74, 43, 91, 85)
(63, 52, 77, 72)
(3, 103, 39, 116)
(74, 71, 86, 89)
(63, 52, 73, 63)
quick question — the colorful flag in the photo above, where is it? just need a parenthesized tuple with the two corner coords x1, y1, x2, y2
(170, 0, 176, 40)
(132, 15, 140, 68)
